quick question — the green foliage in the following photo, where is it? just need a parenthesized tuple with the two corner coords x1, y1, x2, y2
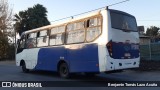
(14, 4, 50, 35)
(0, 31, 15, 60)
(0, 31, 9, 59)
(7, 44, 15, 60)
(146, 26, 160, 38)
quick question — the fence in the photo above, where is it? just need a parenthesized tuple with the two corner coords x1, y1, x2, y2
(140, 43, 160, 61)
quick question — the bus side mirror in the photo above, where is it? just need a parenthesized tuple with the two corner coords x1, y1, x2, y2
(17, 39, 20, 43)
(17, 39, 20, 48)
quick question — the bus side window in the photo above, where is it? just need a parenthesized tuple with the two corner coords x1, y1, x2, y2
(37, 31, 40, 37)
(26, 34, 29, 39)
(86, 17, 102, 42)
(37, 30, 49, 47)
(86, 20, 90, 28)
(50, 26, 65, 45)
(18, 35, 25, 49)
(26, 32, 37, 48)
(66, 21, 85, 44)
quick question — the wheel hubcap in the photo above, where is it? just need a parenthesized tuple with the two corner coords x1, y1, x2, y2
(62, 67, 67, 74)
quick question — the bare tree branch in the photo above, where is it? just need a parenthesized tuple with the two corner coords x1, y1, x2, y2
(0, 0, 14, 60)
(0, 0, 13, 33)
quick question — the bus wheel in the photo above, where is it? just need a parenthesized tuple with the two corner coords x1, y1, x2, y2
(22, 62, 29, 73)
(59, 63, 70, 78)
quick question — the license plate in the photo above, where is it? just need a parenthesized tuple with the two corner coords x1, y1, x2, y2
(125, 53, 131, 57)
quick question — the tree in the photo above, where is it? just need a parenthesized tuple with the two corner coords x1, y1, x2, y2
(0, 34, 9, 59)
(14, 4, 50, 35)
(0, 0, 13, 32)
(146, 26, 160, 38)
(0, 0, 13, 60)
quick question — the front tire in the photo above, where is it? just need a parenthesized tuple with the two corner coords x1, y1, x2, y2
(58, 63, 70, 78)
(22, 62, 29, 73)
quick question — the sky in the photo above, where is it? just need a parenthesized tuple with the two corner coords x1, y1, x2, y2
(8, 0, 160, 30)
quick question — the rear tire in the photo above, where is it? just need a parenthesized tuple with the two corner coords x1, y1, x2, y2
(22, 62, 29, 73)
(58, 63, 70, 78)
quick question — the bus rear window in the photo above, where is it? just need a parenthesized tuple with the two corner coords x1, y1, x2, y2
(110, 11, 137, 32)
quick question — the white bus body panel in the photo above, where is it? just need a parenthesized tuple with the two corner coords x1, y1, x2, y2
(16, 48, 40, 69)
(95, 9, 140, 72)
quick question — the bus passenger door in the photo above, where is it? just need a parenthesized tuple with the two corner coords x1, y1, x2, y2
(16, 35, 27, 66)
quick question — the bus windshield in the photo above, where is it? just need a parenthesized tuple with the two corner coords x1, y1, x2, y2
(110, 11, 137, 32)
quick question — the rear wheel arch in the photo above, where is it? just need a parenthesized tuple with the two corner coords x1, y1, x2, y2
(20, 60, 25, 66)
(20, 60, 29, 73)
(57, 60, 70, 78)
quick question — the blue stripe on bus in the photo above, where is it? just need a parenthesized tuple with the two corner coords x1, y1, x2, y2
(34, 43, 99, 73)
(112, 42, 139, 59)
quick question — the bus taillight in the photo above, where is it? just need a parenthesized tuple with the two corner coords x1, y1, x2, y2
(106, 40, 113, 57)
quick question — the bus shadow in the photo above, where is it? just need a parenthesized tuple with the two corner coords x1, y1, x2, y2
(25, 70, 139, 86)
(29, 70, 60, 78)
(28, 70, 126, 81)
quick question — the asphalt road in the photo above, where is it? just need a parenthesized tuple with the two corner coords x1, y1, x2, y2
(0, 60, 160, 90)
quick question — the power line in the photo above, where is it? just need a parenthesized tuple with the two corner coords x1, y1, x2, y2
(50, 6, 105, 22)
(138, 20, 160, 21)
(50, 0, 130, 22)
(108, 0, 130, 7)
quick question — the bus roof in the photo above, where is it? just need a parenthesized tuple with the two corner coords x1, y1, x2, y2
(24, 9, 103, 35)
(23, 8, 135, 35)
(109, 9, 135, 18)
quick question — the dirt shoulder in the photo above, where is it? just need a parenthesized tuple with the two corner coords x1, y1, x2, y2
(0, 60, 16, 65)
(135, 60, 160, 71)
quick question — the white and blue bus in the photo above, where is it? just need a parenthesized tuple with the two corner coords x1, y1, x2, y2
(16, 8, 140, 78)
